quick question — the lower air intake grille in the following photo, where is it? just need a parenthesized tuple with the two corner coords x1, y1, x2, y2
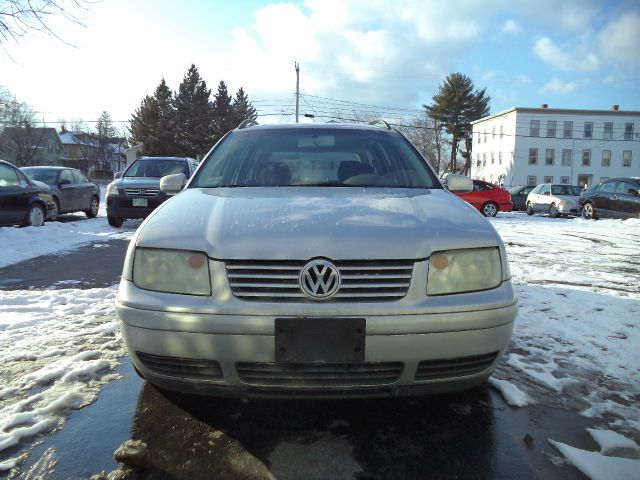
(236, 362, 404, 387)
(136, 352, 223, 381)
(414, 352, 498, 381)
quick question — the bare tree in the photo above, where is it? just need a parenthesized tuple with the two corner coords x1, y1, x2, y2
(0, 0, 91, 45)
(0, 90, 47, 166)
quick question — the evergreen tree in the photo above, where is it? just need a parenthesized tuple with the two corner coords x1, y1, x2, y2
(231, 87, 257, 126)
(175, 64, 213, 158)
(129, 78, 178, 156)
(424, 73, 490, 174)
(211, 81, 234, 144)
(95, 111, 117, 172)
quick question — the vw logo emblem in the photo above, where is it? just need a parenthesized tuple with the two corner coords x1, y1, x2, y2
(299, 259, 340, 300)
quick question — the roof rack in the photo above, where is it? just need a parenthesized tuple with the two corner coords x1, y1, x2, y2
(368, 119, 391, 130)
(237, 119, 259, 129)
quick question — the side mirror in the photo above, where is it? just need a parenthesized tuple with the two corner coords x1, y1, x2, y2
(160, 173, 186, 195)
(445, 174, 473, 193)
(114, 171, 123, 179)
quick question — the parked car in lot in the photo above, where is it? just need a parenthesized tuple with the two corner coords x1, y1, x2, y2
(106, 156, 198, 227)
(455, 179, 513, 217)
(580, 177, 640, 219)
(116, 122, 518, 398)
(0, 160, 56, 227)
(21, 166, 100, 220)
(526, 184, 582, 217)
(508, 185, 535, 211)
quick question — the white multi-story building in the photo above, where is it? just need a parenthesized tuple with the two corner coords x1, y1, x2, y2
(470, 106, 640, 188)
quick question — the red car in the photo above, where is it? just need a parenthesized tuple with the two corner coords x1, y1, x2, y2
(455, 179, 513, 217)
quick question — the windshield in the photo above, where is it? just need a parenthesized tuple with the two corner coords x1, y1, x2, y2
(551, 185, 581, 196)
(22, 168, 58, 185)
(124, 159, 188, 178)
(190, 128, 440, 189)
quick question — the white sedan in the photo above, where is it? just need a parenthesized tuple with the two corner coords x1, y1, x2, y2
(526, 184, 582, 217)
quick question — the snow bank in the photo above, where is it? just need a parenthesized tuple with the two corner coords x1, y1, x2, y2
(488, 377, 533, 407)
(0, 286, 123, 469)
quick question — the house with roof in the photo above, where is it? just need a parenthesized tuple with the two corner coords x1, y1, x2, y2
(58, 128, 128, 178)
(0, 127, 64, 167)
(471, 105, 640, 188)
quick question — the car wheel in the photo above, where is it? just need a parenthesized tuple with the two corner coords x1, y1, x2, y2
(582, 202, 597, 220)
(526, 202, 534, 216)
(85, 196, 99, 218)
(549, 203, 559, 218)
(108, 215, 124, 227)
(481, 202, 498, 217)
(48, 199, 59, 222)
(23, 204, 45, 227)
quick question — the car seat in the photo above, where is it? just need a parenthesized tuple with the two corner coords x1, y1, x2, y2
(255, 162, 291, 186)
(337, 161, 373, 182)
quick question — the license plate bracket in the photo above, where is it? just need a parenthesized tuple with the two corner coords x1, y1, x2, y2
(133, 198, 148, 207)
(275, 317, 365, 362)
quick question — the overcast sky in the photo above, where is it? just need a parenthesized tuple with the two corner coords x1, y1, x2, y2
(1, 0, 639, 130)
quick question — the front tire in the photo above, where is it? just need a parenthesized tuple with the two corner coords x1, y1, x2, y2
(582, 202, 597, 220)
(549, 203, 559, 218)
(481, 202, 498, 217)
(23, 204, 45, 227)
(85, 196, 99, 218)
(108, 215, 124, 227)
(48, 199, 59, 222)
(526, 202, 534, 216)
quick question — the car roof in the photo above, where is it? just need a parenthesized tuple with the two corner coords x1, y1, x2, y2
(136, 156, 191, 161)
(21, 166, 74, 170)
(233, 122, 399, 133)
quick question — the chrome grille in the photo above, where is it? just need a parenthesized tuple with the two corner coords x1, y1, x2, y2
(125, 188, 160, 197)
(136, 352, 223, 381)
(236, 362, 404, 386)
(226, 259, 414, 302)
(414, 352, 498, 381)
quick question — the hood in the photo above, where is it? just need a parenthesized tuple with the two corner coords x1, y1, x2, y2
(135, 187, 502, 260)
(552, 194, 580, 203)
(116, 177, 162, 188)
(32, 180, 51, 192)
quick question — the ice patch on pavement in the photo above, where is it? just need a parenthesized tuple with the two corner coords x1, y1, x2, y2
(549, 429, 640, 480)
(0, 285, 123, 470)
(488, 377, 533, 407)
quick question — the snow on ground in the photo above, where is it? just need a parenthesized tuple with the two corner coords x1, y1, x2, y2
(0, 188, 136, 269)
(0, 201, 638, 476)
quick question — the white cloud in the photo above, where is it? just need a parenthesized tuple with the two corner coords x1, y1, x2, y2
(502, 19, 522, 35)
(598, 10, 640, 68)
(533, 37, 599, 72)
(540, 77, 579, 95)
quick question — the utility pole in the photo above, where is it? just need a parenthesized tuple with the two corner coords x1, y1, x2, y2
(295, 62, 300, 123)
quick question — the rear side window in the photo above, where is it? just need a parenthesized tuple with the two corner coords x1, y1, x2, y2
(191, 128, 439, 189)
(0, 164, 20, 186)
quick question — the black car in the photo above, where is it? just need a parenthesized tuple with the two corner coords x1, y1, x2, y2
(0, 160, 56, 227)
(21, 166, 100, 221)
(508, 185, 535, 211)
(580, 177, 640, 219)
(106, 156, 198, 227)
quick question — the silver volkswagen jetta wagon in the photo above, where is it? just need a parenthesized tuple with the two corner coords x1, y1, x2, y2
(116, 121, 517, 398)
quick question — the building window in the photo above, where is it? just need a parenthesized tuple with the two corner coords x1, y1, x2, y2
(492, 126, 496, 139)
(560, 176, 570, 184)
(491, 152, 495, 164)
(530, 120, 540, 137)
(602, 150, 611, 167)
(546, 121, 556, 138)
(545, 148, 555, 165)
(603, 122, 613, 140)
(500, 125, 504, 139)
(623, 151, 632, 167)
(498, 151, 503, 164)
(562, 149, 572, 166)
(477, 131, 481, 144)
(625, 123, 634, 140)
(476, 158, 481, 168)
(584, 122, 593, 138)
(544, 176, 553, 183)
(527, 175, 537, 186)
(582, 149, 591, 166)
(484, 130, 487, 143)
(483, 153, 486, 166)
(563, 121, 573, 138)
(529, 148, 538, 164)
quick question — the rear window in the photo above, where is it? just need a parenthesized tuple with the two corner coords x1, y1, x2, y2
(124, 159, 188, 178)
(190, 128, 440, 189)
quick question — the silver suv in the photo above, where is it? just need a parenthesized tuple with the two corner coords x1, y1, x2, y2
(106, 156, 198, 227)
(116, 123, 517, 398)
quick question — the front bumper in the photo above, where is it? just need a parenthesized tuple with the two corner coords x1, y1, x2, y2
(558, 203, 580, 215)
(117, 290, 517, 398)
(106, 195, 169, 219)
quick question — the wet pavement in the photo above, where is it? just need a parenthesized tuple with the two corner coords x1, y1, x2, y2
(0, 240, 593, 479)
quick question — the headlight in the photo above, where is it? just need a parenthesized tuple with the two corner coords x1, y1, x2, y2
(133, 248, 211, 295)
(107, 182, 119, 196)
(427, 247, 502, 295)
